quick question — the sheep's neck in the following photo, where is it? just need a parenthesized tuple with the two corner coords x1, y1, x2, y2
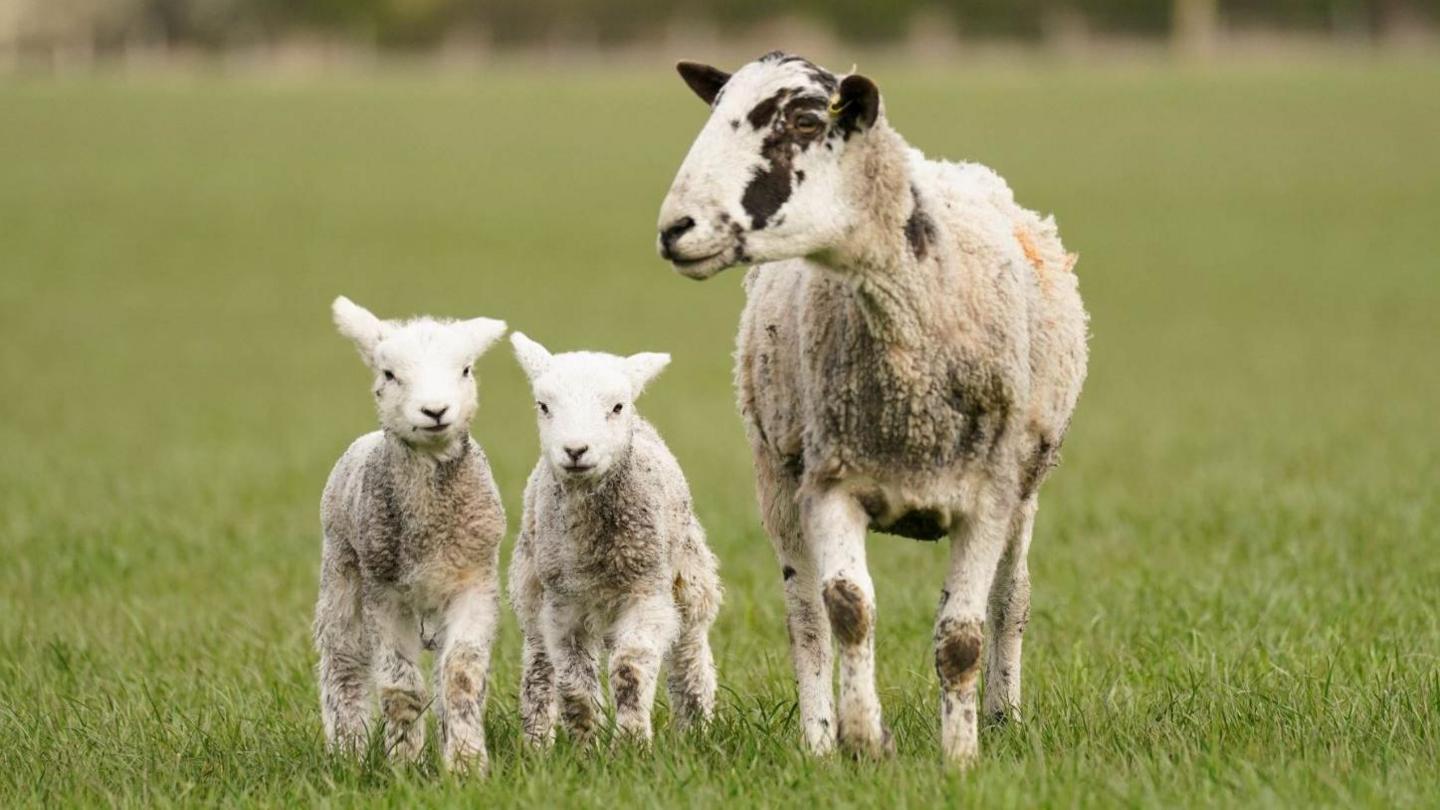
(813, 124, 933, 347)
(384, 430, 470, 471)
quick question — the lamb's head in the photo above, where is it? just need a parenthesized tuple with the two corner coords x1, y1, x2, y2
(510, 332, 669, 482)
(657, 51, 882, 280)
(332, 296, 506, 454)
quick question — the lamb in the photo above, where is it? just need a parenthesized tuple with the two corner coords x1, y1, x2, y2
(656, 52, 1088, 765)
(506, 333, 721, 746)
(314, 296, 508, 772)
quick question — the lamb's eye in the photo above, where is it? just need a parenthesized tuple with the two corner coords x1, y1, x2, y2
(537, 402, 549, 415)
(793, 113, 822, 134)
(612, 403, 624, 415)
(383, 370, 396, 382)
(462, 365, 471, 378)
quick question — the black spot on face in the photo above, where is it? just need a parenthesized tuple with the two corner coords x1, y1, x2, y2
(730, 119, 740, 130)
(740, 93, 831, 231)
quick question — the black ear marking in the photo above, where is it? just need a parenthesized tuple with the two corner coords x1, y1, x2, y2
(677, 61, 732, 106)
(834, 74, 880, 138)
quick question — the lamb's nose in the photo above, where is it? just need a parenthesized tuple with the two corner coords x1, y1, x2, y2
(659, 216, 696, 257)
(421, 405, 449, 421)
(564, 445, 589, 462)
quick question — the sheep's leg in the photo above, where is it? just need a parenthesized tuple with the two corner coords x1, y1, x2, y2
(367, 589, 427, 763)
(437, 582, 499, 773)
(314, 552, 372, 754)
(984, 496, 1037, 725)
(806, 489, 891, 759)
(609, 592, 679, 742)
(756, 454, 836, 754)
(667, 520, 721, 730)
(518, 621, 557, 748)
(543, 599, 602, 745)
(936, 497, 1011, 766)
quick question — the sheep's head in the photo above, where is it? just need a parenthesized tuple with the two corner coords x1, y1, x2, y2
(657, 51, 882, 280)
(510, 332, 669, 482)
(332, 296, 506, 454)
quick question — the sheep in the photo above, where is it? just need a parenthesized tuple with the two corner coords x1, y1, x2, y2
(507, 332, 721, 746)
(655, 51, 1089, 766)
(314, 296, 508, 773)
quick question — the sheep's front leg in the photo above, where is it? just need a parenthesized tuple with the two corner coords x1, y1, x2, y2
(518, 622, 557, 747)
(314, 555, 371, 754)
(936, 496, 1010, 767)
(805, 490, 891, 759)
(543, 599, 602, 745)
(367, 589, 426, 763)
(437, 582, 499, 774)
(984, 496, 1037, 725)
(610, 592, 679, 742)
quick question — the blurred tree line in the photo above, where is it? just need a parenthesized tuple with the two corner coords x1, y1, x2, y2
(3, 0, 1436, 55)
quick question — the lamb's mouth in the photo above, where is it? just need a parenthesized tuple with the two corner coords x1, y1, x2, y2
(669, 249, 735, 280)
(561, 463, 595, 474)
(419, 423, 450, 433)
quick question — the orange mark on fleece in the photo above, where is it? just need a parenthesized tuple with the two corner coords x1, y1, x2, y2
(1013, 226, 1046, 271)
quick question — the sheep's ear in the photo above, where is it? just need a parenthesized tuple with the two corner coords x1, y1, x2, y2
(458, 317, 507, 360)
(833, 73, 880, 136)
(624, 352, 671, 395)
(510, 332, 553, 381)
(677, 61, 730, 106)
(332, 296, 390, 364)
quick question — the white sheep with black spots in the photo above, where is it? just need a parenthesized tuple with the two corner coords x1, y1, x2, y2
(315, 296, 507, 773)
(657, 51, 1089, 766)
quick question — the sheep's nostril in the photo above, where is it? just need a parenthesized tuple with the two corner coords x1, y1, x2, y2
(564, 445, 589, 462)
(421, 405, 448, 421)
(659, 216, 697, 255)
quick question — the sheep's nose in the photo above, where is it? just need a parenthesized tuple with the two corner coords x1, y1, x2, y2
(564, 445, 589, 462)
(420, 405, 449, 421)
(658, 216, 696, 258)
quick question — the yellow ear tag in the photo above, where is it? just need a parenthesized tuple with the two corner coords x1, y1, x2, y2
(828, 94, 849, 118)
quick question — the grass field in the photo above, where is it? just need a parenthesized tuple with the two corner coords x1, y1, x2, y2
(1, 58, 1438, 807)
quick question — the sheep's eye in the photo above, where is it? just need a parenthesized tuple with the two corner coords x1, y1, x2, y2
(793, 113, 823, 134)
(612, 403, 624, 415)
(383, 370, 396, 382)
(462, 365, 471, 378)
(537, 402, 549, 415)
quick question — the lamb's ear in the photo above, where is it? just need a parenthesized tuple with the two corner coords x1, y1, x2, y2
(510, 332, 553, 382)
(677, 61, 730, 106)
(832, 73, 880, 136)
(458, 317, 507, 360)
(332, 296, 389, 364)
(624, 352, 671, 395)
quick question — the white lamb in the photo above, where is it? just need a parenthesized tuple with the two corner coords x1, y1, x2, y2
(656, 52, 1089, 765)
(506, 333, 721, 745)
(314, 296, 508, 772)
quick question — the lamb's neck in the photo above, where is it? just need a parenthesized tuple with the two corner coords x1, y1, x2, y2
(812, 123, 934, 347)
(383, 430, 471, 483)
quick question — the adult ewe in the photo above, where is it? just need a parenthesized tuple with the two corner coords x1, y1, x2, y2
(316, 297, 507, 773)
(656, 52, 1088, 765)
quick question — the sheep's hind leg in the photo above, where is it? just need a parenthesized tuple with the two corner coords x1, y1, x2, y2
(984, 496, 1037, 725)
(936, 495, 1011, 767)
(609, 593, 679, 742)
(437, 583, 499, 774)
(314, 553, 372, 754)
(756, 454, 836, 754)
(667, 527, 720, 729)
(367, 589, 427, 763)
(806, 489, 892, 759)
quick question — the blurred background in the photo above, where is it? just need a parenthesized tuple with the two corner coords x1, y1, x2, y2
(1, 0, 1437, 806)
(2, 0, 1437, 69)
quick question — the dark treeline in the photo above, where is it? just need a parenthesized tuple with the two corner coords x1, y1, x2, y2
(9, 0, 1438, 54)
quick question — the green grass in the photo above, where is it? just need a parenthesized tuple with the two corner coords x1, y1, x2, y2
(1, 58, 1438, 807)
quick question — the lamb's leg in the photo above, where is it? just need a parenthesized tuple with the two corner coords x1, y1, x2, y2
(437, 582, 499, 773)
(667, 535, 720, 730)
(609, 593, 679, 742)
(518, 623, 557, 747)
(367, 589, 426, 763)
(984, 496, 1037, 725)
(543, 599, 602, 745)
(936, 496, 1011, 766)
(314, 553, 371, 754)
(756, 454, 836, 754)
(806, 489, 891, 759)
